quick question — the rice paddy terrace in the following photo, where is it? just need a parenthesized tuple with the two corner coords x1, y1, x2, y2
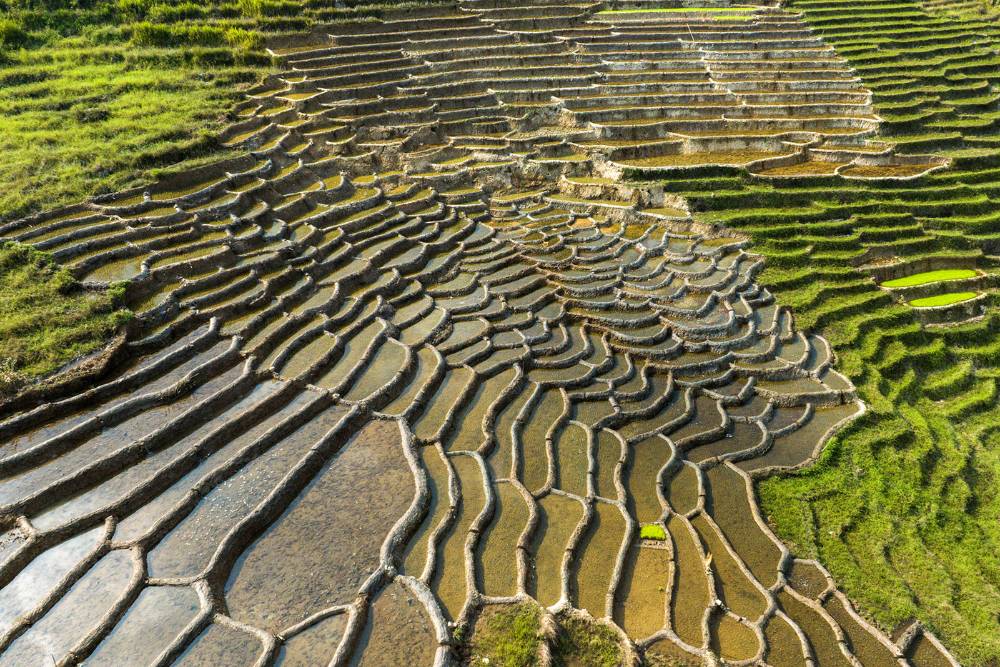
(0, 0, 995, 664)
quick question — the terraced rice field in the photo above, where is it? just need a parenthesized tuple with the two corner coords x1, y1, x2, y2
(0, 0, 995, 664)
(631, 0, 1000, 661)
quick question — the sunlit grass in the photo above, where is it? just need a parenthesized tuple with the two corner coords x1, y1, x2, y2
(0, 242, 131, 396)
(0, 52, 265, 222)
(596, 6, 757, 12)
(467, 603, 542, 667)
(553, 614, 622, 667)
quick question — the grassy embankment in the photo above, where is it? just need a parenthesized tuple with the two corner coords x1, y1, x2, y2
(0, 0, 295, 224)
(625, 0, 1000, 660)
(0, 241, 130, 397)
(0, 0, 449, 223)
(465, 603, 623, 667)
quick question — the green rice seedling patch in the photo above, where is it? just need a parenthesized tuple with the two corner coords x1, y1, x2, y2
(840, 164, 937, 178)
(564, 177, 615, 185)
(642, 206, 688, 218)
(548, 194, 633, 208)
(908, 291, 978, 307)
(596, 7, 757, 21)
(757, 162, 847, 177)
(881, 269, 977, 288)
(596, 7, 757, 13)
(640, 524, 667, 541)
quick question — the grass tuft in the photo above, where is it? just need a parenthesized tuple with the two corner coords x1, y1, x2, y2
(553, 614, 622, 667)
(467, 603, 542, 667)
(0, 0, 277, 222)
(0, 241, 131, 397)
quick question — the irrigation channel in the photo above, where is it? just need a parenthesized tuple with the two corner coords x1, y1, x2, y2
(0, 0, 963, 664)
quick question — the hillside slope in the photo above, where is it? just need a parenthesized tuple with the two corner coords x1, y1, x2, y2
(620, 0, 1000, 661)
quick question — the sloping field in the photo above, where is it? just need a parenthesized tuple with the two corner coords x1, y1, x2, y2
(0, 0, 285, 224)
(631, 0, 1000, 662)
(0, 0, 992, 664)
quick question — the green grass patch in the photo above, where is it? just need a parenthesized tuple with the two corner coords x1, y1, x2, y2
(467, 603, 542, 667)
(594, 7, 756, 22)
(553, 614, 622, 667)
(0, 242, 130, 397)
(908, 291, 978, 307)
(0, 0, 451, 222)
(0, 55, 266, 222)
(881, 268, 978, 287)
(0, 0, 281, 222)
(640, 524, 667, 540)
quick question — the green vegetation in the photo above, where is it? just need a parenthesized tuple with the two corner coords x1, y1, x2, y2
(0, 55, 265, 223)
(923, 0, 999, 17)
(639, 524, 667, 541)
(467, 603, 542, 667)
(0, 242, 130, 396)
(622, 0, 1000, 661)
(0, 0, 288, 222)
(553, 615, 622, 667)
(882, 268, 978, 288)
(464, 607, 622, 667)
(621, 151, 788, 168)
(0, 0, 458, 222)
(0, 0, 452, 395)
(1, 0, 997, 660)
(0, 0, 445, 222)
(594, 6, 757, 22)
(909, 291, 978, 307)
